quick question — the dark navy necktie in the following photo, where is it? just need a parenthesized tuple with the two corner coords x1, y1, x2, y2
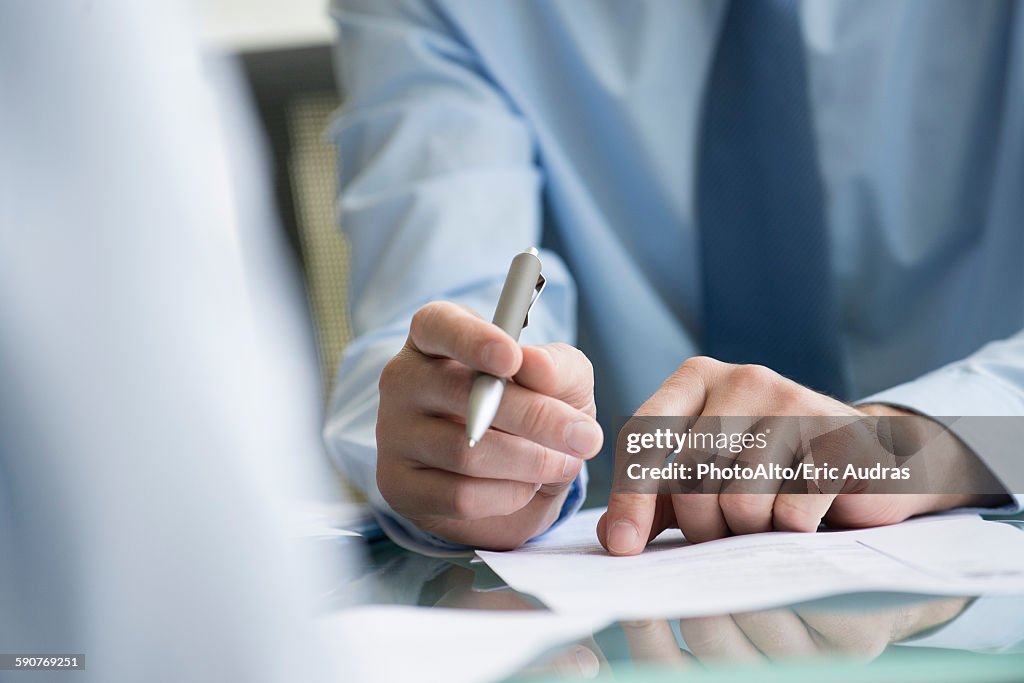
(697, 0, 847, 398)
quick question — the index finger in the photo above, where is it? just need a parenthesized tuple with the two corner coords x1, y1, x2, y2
(515, 343, 595, 413)
(602, 357, 725, 555)
(407, 301, 522, 376)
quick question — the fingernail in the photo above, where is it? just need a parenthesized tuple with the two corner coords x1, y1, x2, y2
(608, 519, 640, 554)
(564, 420, 602, 455)
(482, 341, 514, 374)
(562, 455, 583, 479)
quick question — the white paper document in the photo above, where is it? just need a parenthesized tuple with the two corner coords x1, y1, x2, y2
(319, 605, 605, 683)
(477, 508, 1024, 620)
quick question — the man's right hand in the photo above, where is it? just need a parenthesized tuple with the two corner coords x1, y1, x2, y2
(376, 301, 603, 550)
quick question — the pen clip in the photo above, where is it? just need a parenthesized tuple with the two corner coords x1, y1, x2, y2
(523, 273, 546, 329)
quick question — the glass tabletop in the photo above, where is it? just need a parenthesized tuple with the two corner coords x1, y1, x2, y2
(319, 517, 1024, 682)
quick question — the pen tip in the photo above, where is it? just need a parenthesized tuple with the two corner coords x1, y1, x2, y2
(467, 438, 477, 448)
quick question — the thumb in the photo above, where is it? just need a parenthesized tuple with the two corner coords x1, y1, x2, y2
(599, 492, 658, 556)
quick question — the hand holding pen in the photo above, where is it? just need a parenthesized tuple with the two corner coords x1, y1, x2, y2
(374, 248, 603, 550)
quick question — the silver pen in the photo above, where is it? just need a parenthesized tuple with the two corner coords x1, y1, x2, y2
(466, 247, 546, 447)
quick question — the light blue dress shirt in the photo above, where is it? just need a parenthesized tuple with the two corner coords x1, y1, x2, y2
(324, 0, 1024, 553)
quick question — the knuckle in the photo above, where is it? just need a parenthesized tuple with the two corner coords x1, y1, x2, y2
(553, 344, 596, 408)
(521, 396, 556, 436)
(681, 619, 730, 651)
(525, 441, 555, 481)
(410, 301, 457, 343)
(773, 496, 819, 531)
(667, 356, 713, 395)
(454, 303, 484, 320)
(622, 620, 669, 640)
(409, 302, 440, 338)
(660, 372, 691, 397)
(719, 492, 768, 518)
(552, 342, 593, 370)
(729, 364, 776, 393)
(773, 378, 808, 412)
(449, 481, 482, 519)
(681, 355, 718, 375)
(609, 493, 654, 519)
(508, 480, 536, 509)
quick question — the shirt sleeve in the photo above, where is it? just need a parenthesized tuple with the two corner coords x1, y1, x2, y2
(860, 330, 1024, 512)
(323, 0, 585, 554)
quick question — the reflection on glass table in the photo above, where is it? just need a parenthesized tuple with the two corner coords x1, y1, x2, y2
(320, 532, 1024, 682)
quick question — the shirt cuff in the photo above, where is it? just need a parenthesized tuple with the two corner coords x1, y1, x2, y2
(860, 364, 1024, 513)
(372, 464, 589, 557)
(543, 460, 589, 535)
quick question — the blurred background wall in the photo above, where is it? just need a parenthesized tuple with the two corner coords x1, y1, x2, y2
(199, 0, 357, 496)
(200, 0, 351, 400)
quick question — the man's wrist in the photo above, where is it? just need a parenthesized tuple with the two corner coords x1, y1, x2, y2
(856, 403, 1011, 512)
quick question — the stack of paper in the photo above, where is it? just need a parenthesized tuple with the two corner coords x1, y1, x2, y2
(477, 508, 1024, 620)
